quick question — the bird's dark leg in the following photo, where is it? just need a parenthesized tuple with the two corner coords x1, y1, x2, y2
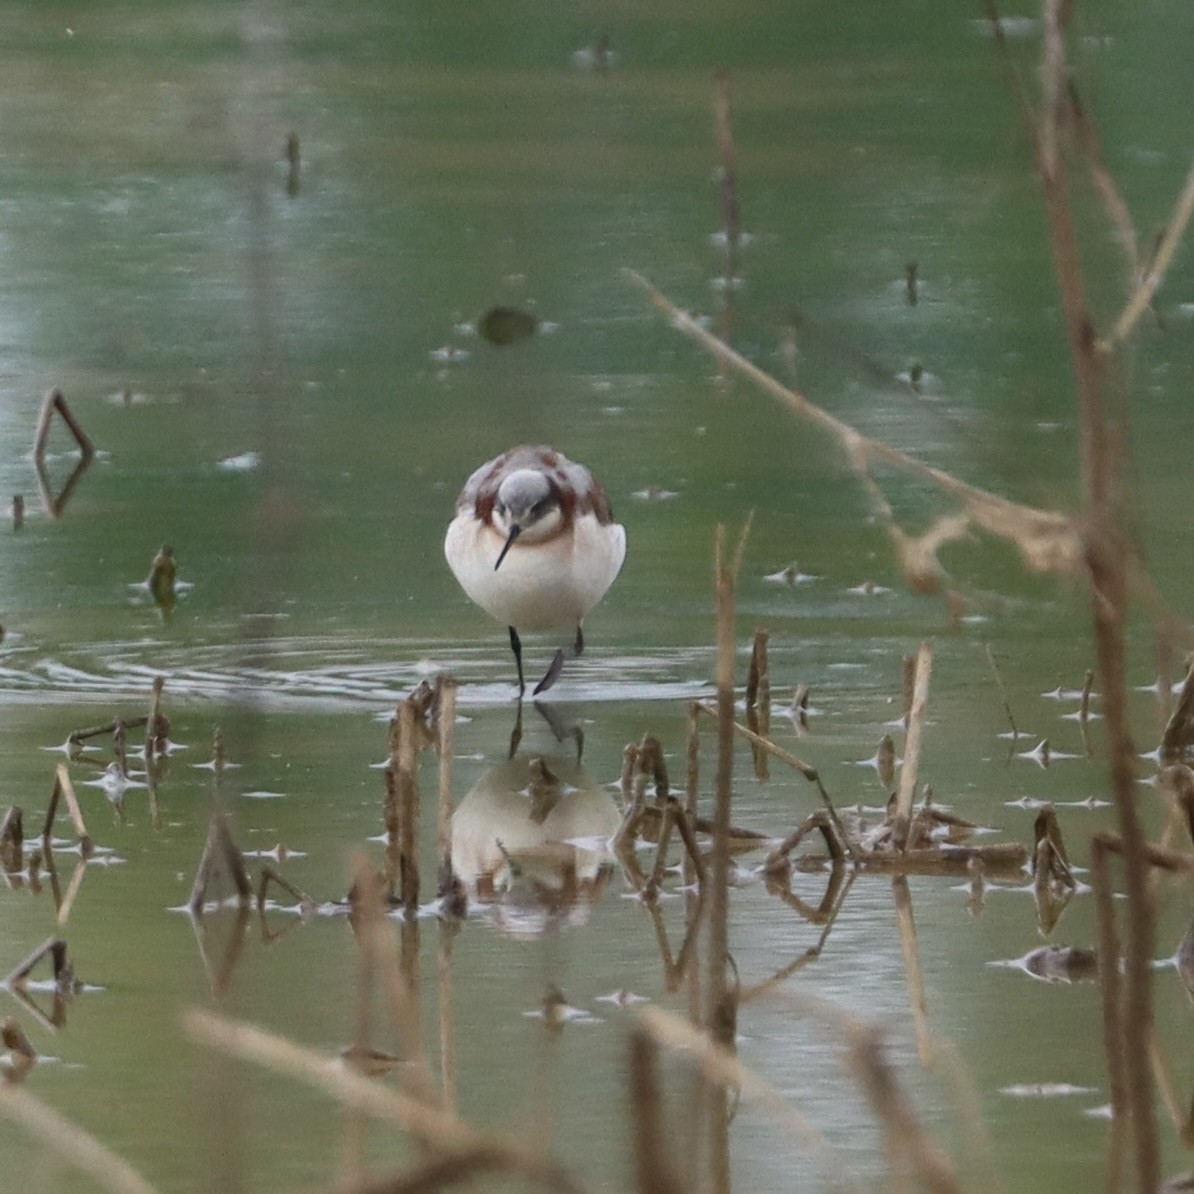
(533, 649, 566, 696)
(533, 622, 585, 697)
(509, 626, 526, 696)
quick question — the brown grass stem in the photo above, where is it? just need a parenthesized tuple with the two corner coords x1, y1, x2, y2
(396, 699, 421, 913)
(847, 1024, 963, 1194)
(182, 1008, 588, 1194)
(695, 701, 859, 861)
(893, 642, 933, 851)
(33, 388, 95, 464)
(636, 1006, 865, 1194)
(707, 520, 750, 1039)
(1104, 150, 1194, 351)
(0, 1085, 160, 1194)
(624, 269, 1083, 578)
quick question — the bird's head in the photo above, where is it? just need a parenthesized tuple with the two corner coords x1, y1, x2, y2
(492, 469, 563, 568)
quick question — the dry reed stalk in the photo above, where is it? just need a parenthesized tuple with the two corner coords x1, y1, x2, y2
(67, 716, 150, 745)
(795, 843, 1029, 876)
(187, 814, 252, 914)
(745, 627, 771, 780)
(299, 1143, 585, 1194)
(1104, 150, 1194, 350)
(685, 701, 700, 817)
(892, 642, 933, 851)
(1019, 4, 1159, 1174)
(1148, 1027, 1191, 1147)
(624, 270, 1083, 579)
(629, 1026, 684, 1194)
(0, 804, 23, 856)
(33, 388, 95, 464)
(847, 1024, 962, 1194)
(645, 800, 676, 897)
(1160, 658, 1194, 758)
(707, 520, 749, 1040)
(435, 677, 457, 874)
(182, 1010, 589, 1194)
(984, 643, 1018, 740)
(145, 676, 167, 762)
(0, 1084, 159, 1194)
(4, 937, 72, 988)
(892, 876, 933, 1069)
(694, 700, 858, 860)
(683, 702, 701, 888)
(55, 859, 88, 927)
(713, 70, 741, 255)
(637, 1006, 865, 1194)
(256, 864, 313, 911)
(42, 763, 93, 857)
(763, 812, 847, 869)
(396, 698, 421, 913)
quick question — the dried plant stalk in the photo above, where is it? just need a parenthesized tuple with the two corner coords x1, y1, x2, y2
(0, 1084, 159, 1194)
(637, 1006, 863, 1193)
(182, 1009, 587, 1194)
(893, 642, 933, 851)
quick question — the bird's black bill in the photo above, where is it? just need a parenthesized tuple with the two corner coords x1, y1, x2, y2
(494, 524, 521, 571)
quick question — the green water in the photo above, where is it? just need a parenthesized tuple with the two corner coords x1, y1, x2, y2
(2, 2, 1194, 1191)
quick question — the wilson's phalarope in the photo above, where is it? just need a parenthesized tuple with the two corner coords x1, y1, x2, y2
(444, 445, 626, 696)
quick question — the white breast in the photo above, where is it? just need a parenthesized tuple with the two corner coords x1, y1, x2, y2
(445, 511, 626, 632)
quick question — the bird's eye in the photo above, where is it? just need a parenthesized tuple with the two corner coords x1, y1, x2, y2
(494, 500, 506, 517)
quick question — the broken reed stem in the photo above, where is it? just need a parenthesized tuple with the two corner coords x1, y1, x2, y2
(43, 763, 93, 856)
(694, 702, 859, 861)
(893, 642, 933, 851)
(182, 1009, 589, 1194)
(0, 1084, 160, 1194)
(707, 519, 749, 1039)
(624, 269, 1083, 578)
(396, 698, 421, 913)
(68, 715, 149, 745)
(637, 1006, 866, 1194)
(187, 814, 251, 914)
(4, 936, 71, 987)
(33, 388, 96, 463)
(1104, 149, 1194, 351)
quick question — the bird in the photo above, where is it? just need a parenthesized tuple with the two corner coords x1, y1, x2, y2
(444, 445, 626, 696)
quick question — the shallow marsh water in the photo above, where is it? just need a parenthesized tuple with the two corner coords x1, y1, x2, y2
(3, 3, 1194, 1191)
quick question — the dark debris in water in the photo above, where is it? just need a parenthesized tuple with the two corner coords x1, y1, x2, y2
(476, 305, 538, 346)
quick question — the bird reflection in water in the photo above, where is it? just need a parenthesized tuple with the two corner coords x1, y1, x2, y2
(450, 752, 622, 938)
